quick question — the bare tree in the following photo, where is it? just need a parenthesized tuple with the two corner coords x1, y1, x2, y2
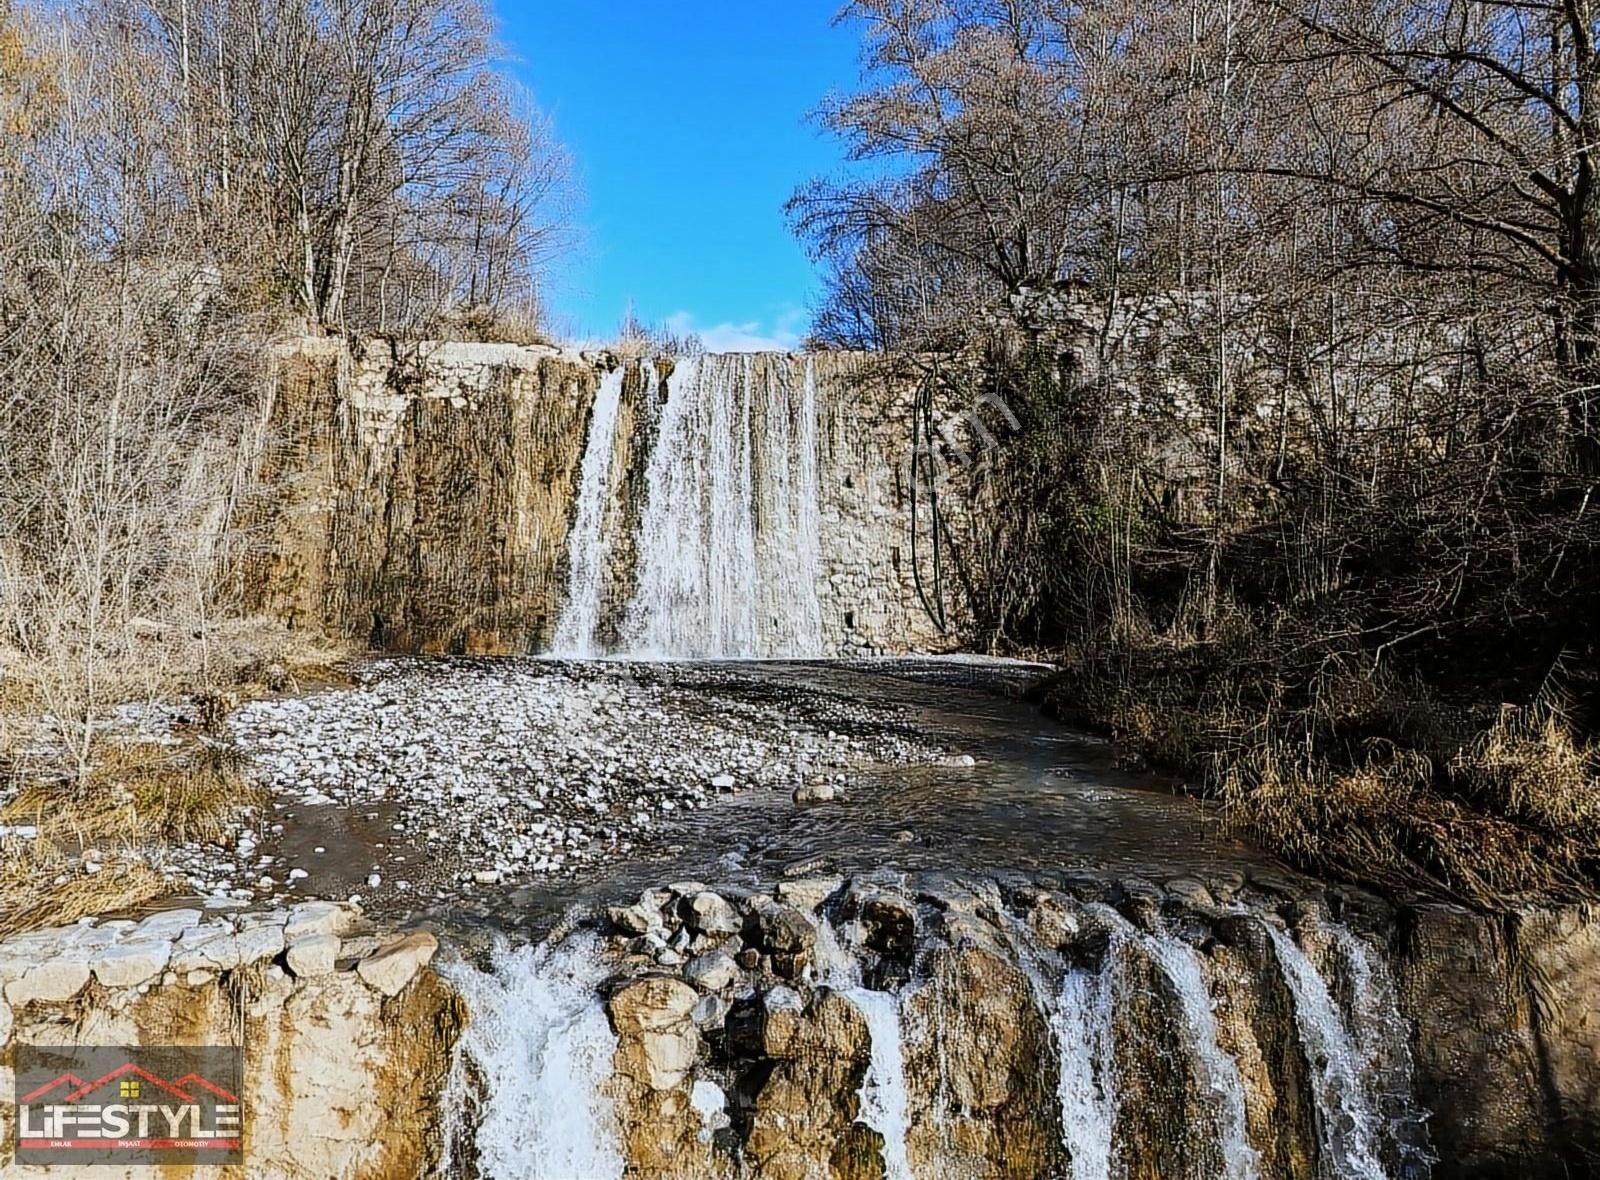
(0, 0, 575, 784)
(798, 0, 1600, 902)
(116, 0, 573, 333)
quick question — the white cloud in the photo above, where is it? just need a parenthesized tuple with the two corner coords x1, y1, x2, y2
(663, 309, 806, 353)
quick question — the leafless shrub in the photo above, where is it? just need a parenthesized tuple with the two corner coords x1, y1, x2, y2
(1, 0, 551, 790)
(804, 0, 1600, 905)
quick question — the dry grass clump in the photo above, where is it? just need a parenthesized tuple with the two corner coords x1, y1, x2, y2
(0, 855, 167, 940)
(203, 616, 355, 697)
(0, 738, 260, 938)
(1215, 715, 1600, 907)
(1045, 621, 1600, 909)
(414, 302, 555, 347)
(1453, 703, 1600, 833)
(1, 616, 351, 782)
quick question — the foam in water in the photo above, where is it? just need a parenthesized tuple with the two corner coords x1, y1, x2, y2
(812, 911, 860, 985)
(1268, 925, 1399, 1179)
(843, 985, 916, 1180)
(619, 353, 824, 658)
(1054, 962, 1119, 1180)
(1135, 930, 1262, 1180)
(439, 935, 624, 1180)
(551, 366, 626, 657)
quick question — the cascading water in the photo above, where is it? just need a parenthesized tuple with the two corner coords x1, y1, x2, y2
(1330, 927, 1433, 1174)
(997, 901, 1120, 1180)
(562, 353, 826, 659)
(1052, 962, 1119, 1180)
(814, 914, 915, 1180)
(1133, 928, 1262, 1180)
(621, 355, 754, 656)
(439, 935, 624, 1180)
(752, 356, 825, 655)
(551, 367, 626, 657)
(1268, 925, 1428, 1180)
(843, 985, 916, 1180)
(430, 896, 1432, 1180)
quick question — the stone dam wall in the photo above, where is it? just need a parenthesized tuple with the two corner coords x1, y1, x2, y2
(234, 339, 953, 658)
(4, 878, 1600, 1178)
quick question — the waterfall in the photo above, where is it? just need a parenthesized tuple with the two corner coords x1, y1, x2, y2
(1053, 962, 1118, 1180)
(843, 985, 915, 1180)
(754, 355, 824, 655)
(426, 900, 1430, 1179)
(1330, 927, 1433, 1173)
(439, 935, 624, 1180)
(618, 353, 824, 658)
(997, 902, 1119, 1180)
(1136, 931, 1262, 1180)
(812, 911, 858, 983)
(552, 367, 626, 657)
(1268, 925, 1411, 1179)
(813, 914, 914, 1179)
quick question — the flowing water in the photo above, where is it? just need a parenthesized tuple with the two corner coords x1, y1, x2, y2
(438, 903, 1426, 1180)
(551, 367, 626, 657)
(1137, 927, 1263, 1180)
(558, 354, 826, 658)
(843, 985, 915, 1180)
(440, 935, 624, 1180)
(248, 650, 1431, 1179)
(1052, 961, 1118, 1180)
(1267, 924, 1428, 1179)
(816, 915, 916, 1180)
(1330, 927, 1434, 1175)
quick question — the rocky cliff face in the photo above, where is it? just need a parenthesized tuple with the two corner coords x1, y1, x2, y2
(237, 338, 602, 653)
(5, 877, 1599, 1177)
(236, 340, 956, 657)
(0, 902, 457, 1178)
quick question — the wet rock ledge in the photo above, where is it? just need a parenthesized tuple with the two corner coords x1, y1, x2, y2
(453, 870, 1600, 1180)
(3, 876, 1600, 1178)
(0, 902, 459, 1178)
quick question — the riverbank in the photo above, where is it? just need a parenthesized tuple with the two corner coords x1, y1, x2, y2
(1036, 638, 1600, 910)
(3, 658, 1599, 1176)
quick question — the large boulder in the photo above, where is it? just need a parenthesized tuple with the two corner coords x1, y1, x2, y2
(356, 931, 437, 997)
(610, 976, 701, 1092)
(286, 934, 341, 979)
(684, 891, 742, 937)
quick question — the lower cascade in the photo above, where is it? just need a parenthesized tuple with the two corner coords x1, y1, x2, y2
(436, 873, 1436, 1180)
(842, 985, 914, 1180)
(1052, 961, 1117, 1180)
(1130, 921, 1262, 1180)
(440, 935, 625, 1179)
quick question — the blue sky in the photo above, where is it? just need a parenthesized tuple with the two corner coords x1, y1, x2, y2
(495, 3, 861, 348)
